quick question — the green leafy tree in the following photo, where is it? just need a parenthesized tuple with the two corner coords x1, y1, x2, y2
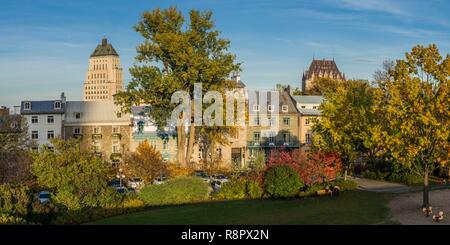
(31, 139, 120, 210)
(115, 7, 240, 166)
(373, 44, 450, 208)
(307, 77, 343, 95)
(313, 79, 379, 179)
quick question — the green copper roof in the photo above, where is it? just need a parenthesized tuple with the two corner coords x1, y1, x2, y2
(90, 38, 119, 57)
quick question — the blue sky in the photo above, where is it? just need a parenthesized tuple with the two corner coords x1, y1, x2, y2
(0, 0, 449, 106)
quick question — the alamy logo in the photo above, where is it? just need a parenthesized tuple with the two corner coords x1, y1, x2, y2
(169, 83, 280, 134)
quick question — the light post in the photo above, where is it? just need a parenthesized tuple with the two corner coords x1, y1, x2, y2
(116, 168, 125, 187)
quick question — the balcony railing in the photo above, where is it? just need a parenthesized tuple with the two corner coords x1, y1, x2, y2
(247, 140, 300, 148)
(112, 133, 122, 140)
(92, 134, 102, 140)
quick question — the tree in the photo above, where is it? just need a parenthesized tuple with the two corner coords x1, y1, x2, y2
(307, 77, 342, 95)
(292, 87, 302, 95)
(123, 140, 166, 183)
(31, 139, 119, 210)
(0, 113, 33, 184)
(373, 44, 449, 208)
(312, 79, 379, 179)
(115, 7, 240, 166)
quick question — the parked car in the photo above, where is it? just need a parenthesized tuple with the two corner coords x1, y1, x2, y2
(126, 177, 144, 190)
(153, 176, 168, 185)
(211, 180, 223, 192)
(211, 174, 229, 183)
(38, 191, 51, 204)
(194, 171, 211, 183)
(115, 186, 129, 194)
(108, 178, 122, 188)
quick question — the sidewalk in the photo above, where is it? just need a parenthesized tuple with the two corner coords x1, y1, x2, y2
(350, 176, 412, 194)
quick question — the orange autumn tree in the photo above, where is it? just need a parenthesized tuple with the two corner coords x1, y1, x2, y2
(123, 140, 167, 184)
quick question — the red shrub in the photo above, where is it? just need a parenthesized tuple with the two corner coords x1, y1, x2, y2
(260, 148, 342, 185)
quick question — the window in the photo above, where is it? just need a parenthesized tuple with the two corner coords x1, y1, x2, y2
(283, 117, 290, 126)
(31, 116, 38, 124)
(47, 131, 54, 139)
(31, 131, 38, 140)
(253, 104, 260, 112)
(54, 101, 61, 109)
(112, 127, 120, 134)
(282, 105, 288, 112)
(93, 141, 101, 152)
(112, 141, 120, 153)
(305, 118, 311, 125)
(269, 117, 276, 126)
(73, 127, 81, 135)
(268, 105, 274, 112)
(116, 112, 122, 118)
(306, 133, 312, 144)
(253, 132, 261, 142)
(24, 102, 31, 110)
(75, 112, 81, 119)
(47, 116, 54, 124)
(150, 140, 157, 148)
(268, 135, 274, 143)
(283, 132, 290, 143)
(254, 117, 260, 126)
(163, 140, 168, 150)
(93, 127, 101, 134)
(301, 105, 306, 109)
(313, 106, 318, 109)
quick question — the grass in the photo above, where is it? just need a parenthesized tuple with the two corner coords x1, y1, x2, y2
(88, 190, 396, 225)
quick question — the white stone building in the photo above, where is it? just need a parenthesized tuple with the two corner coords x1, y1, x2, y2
(20, 93, 66, 149)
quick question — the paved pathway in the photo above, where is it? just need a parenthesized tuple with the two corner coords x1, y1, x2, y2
(350, 176, 412, 193)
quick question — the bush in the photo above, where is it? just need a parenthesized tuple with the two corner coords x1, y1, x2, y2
(361, 170, 377, 180)
(334, 179, 358, 191)
(246, 180, 264, 199)
(389, 172, 423, 185)
(0, 184, 31, 216)
(139, 177, 209, 206)
(0, 213, 27, 224)
(264, 165, 304, 198)
(215, 178, 247, 200)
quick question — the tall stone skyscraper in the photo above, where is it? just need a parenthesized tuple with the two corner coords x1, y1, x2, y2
(83, 38, 124, 101)
(301, 59, 345, 93)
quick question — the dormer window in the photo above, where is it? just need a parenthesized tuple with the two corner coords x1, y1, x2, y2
(282, 105, 288, 112)
(24, 102, 31, 110)
(54, 101, 61, 109)
(313, 106, 318, 109)
(75, 112, 81, 119)
(253, 104, 260, 112)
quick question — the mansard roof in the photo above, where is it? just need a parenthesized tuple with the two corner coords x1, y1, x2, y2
(303, 59, 344, 80)
(90, 38, 119, 57)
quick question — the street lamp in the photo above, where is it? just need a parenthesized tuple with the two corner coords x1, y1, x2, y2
(116, 168, 125, 187)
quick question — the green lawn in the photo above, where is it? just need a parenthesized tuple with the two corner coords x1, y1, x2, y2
(88, 191, 397, 225)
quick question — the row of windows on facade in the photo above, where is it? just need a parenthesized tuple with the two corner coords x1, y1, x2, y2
(31, 115, 55, 124)
(85, 90, 109, 95)
(86, 85, 108, 90)
(85, 95, 109, 100)
(92, 140, 121, 154)
(73, 126, 121, 135)
(252, 104, 288, 112)
(252, 132, 312, 143)
(23, 101, 61, 111)
(89, 73, 107, 79)
(300, 105, 318, 109)
(251, 117, 312, 126)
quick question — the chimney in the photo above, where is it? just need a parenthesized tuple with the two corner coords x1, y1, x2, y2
(231, 72, 241, 82)
(60, 92, 66, 104)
